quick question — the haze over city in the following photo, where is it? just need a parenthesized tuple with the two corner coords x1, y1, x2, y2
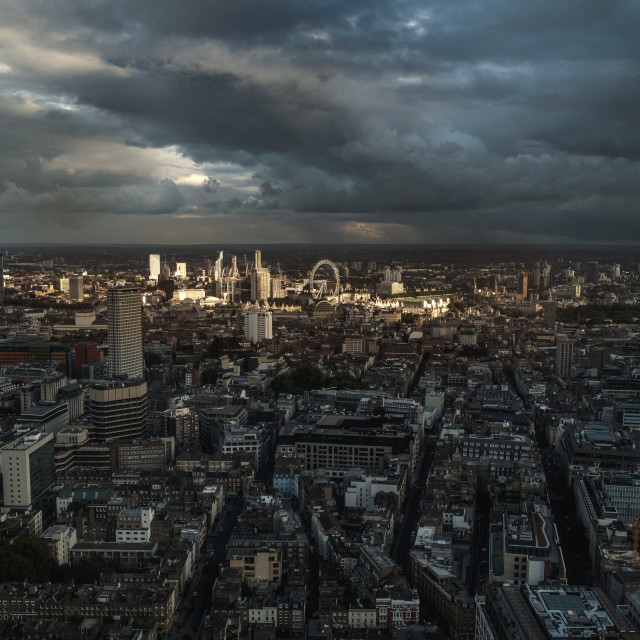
(6, 3, 640, 636)
(1, 1, 640, 245)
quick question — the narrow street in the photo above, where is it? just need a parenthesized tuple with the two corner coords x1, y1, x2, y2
(170, 498, 244, 639)
(392, 436, 437, 573)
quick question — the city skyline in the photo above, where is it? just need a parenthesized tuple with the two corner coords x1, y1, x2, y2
(1, 2, 640, 245)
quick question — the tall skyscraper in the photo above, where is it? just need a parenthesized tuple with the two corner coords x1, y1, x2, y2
(149, 254, 160, 281)
(517, 272, 528, 299)
(175, 262, 187, 278)
(530, 262, 541, 288)
(107, 287, 144, 378)
(244, 310, 273, 344)
(612, 263, 621, 281)
(541, 261, 552, 288)
(69, 275, 83, 302)
(250, 249, 271, 302)
(586, 261, 600, 284)
(542, 301, 558, 329)
(214, 251, 224, 281)
(251, 268, 271, 302)
(271, 275, 283, 299)
(556, 336, 574, 379)
(0, 254, 4, 304)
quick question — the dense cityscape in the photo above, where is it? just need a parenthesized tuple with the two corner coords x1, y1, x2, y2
(2, 243, 640, 640)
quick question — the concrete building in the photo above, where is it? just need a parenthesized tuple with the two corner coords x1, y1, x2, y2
(277, 413, 413, 478)
(0, 431, 56, 510)
(74, 342, 99, 379)
(489, 505, 566, 586)
(478, 583, 634, 640)
(41, 524, 77, 565)
(228, 547, 283, 589)
(116, 506, 154, 543)
(89, 378, 148, 441)
(107, 286, 144, 378)
(109, 437, 174, 471)
(220, 425, 270, 472)
(162, 406, 199, 445)
(15, 402, 69, 434)
(244, 310, 273, 344)
(555, 336, 574, 379)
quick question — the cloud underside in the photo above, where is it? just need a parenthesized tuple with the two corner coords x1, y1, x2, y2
(1, 1, 640, 243)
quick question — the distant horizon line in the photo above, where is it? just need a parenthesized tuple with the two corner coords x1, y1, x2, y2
(3, 242, 640, 249)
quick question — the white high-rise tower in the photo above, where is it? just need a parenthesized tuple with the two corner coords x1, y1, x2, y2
(149, 254, 160, 281)
(244, 310, 273, 344)
(107, 287, 144, 378)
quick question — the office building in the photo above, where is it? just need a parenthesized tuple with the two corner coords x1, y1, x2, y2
(107, 286, 143, 378)
(271, 275, 283, 299)
(74, 342, 99, 379)
(229, 547, 283, 589)
(0, 339, 73, 372)
(109, 438, 174, 471)
(244, 310, 273, 343)
(277, 414, 412, 478)
(89, 378, 148, 441)
(116, 507, 154, 543)
(41, 524, 77, 565)
(69, 275, 83, 302)
(0, 254, 4, 304)
(175, 262, 187, 278)
(15, 402, 70, 434)
(477, 584, 634, 640)
(149, 254, 160, 280)
(1, 431, 56, 510)
(161, 406, 199, 445)
(542, 301, 557, 329)
(555, 336, 574, 379)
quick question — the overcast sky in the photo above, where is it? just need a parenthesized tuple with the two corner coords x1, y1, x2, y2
(1, 1, 639, 245)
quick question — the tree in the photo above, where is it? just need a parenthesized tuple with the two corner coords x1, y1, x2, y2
(207, 337, 223, 358)
(71, 557, 113, 585)
(270, 365, 326, 396)
(168, 472, 184, 488)
(0, 538, 54, 582)
(460, 345, 489, 358)
(327, 371, 360, 390)
(201, 367, 221, 385)
(64, 500, 88, 514)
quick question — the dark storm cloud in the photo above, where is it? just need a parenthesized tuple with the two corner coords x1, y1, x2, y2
(1, 0, 640, 242)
